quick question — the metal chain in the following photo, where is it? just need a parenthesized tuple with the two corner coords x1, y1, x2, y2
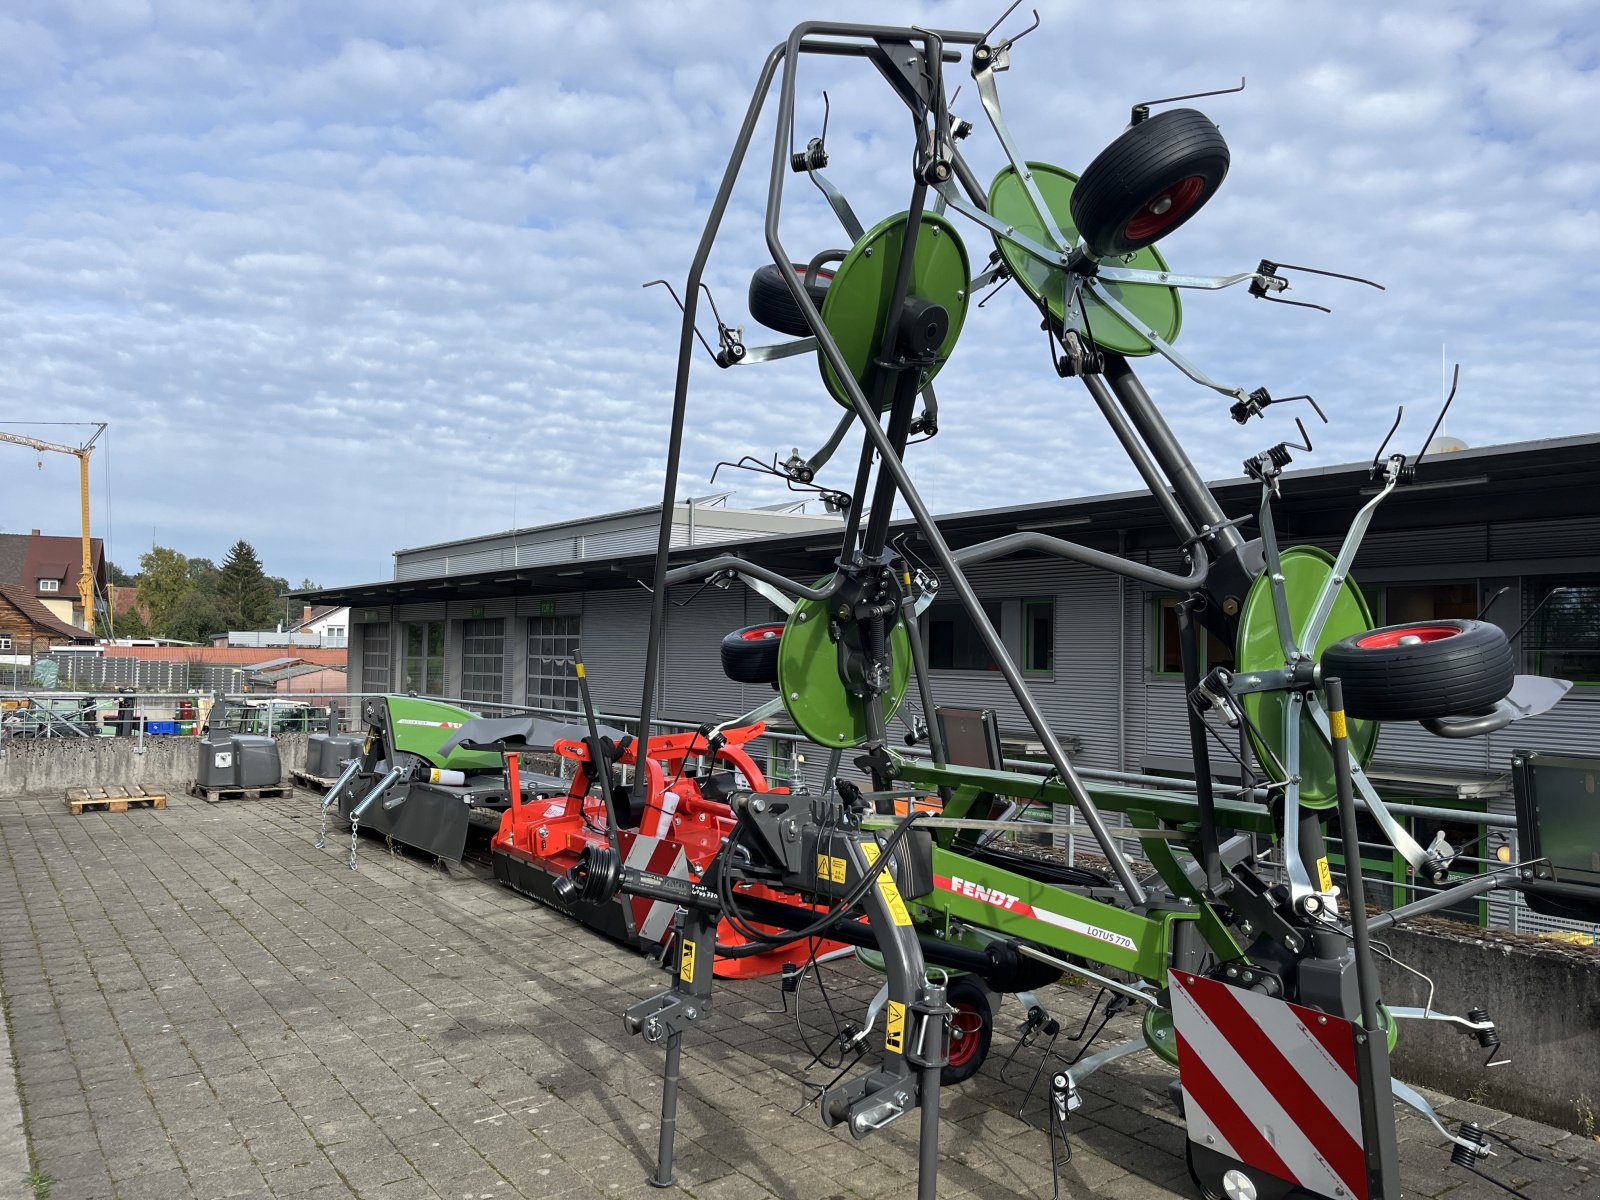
(315, 792, 332, 849)
(348, 817, 360, 870)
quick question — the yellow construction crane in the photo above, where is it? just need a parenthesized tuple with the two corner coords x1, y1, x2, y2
(1, 422, 107, 633)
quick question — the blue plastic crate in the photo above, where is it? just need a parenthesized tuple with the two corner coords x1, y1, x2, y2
(145, 720, 180, 736)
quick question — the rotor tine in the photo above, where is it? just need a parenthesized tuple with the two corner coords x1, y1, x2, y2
(1271, 261, 1386, 291)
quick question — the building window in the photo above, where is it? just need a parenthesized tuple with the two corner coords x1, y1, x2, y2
(0, 635, 11, 651)
(361, 623, 391, 692)
(1022, 599, 1054, 674)
(927, 599, 1002, 672)
(1382, 582, 1478, 624)
(527, 614, 581, 713)
(1530, 580, 1600, 684)
(402, 621, 445, 695)
(1154, 596, 1235, 675)
(460, 618, 505, 705)
(324, 625, 345, 639)
(38, 579, 59, 593)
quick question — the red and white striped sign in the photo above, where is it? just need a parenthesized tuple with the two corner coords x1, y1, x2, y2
(1171, 970, 1368, 1200)
(623, 833, 691, 945)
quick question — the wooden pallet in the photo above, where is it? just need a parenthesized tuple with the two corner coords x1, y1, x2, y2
(188, 782, 291, 804)
(65, 785, 168, 815)
(290, 770, 336, 791)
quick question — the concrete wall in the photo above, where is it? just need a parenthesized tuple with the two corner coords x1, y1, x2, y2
(1379, 923, 1600, 1133)
(0, 733, 307, 797)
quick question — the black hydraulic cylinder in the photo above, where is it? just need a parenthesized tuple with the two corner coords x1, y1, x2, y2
(1104, 355, 1243, 557)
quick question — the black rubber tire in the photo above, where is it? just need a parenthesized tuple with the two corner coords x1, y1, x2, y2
(942, 975, 993, 1086)
(719, 623, 784, 685)
(748, 263, 832, 337)
(1070, 108, 1230, 258)
(1320, 619, 1514, 722)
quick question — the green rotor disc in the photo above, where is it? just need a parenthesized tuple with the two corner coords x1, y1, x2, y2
(778, 580, 912, 748)
(988, 162, 1182, 357)
(1235, 546, 1379, 809)
(819, 210, 971, 411)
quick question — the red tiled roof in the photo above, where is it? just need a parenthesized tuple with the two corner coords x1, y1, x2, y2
(0, 583, 94, 642)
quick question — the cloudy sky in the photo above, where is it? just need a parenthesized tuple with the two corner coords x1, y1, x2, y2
(2, 0, 1595, 588)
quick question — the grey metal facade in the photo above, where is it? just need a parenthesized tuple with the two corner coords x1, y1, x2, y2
(328, 436, 1599, 933)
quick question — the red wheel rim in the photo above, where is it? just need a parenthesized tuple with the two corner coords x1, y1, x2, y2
(741, 625, 783, 641)
(1123, 175, 1206, 242)
(947, 1003, 984, 1068)
(1354, 624, 1461, 649)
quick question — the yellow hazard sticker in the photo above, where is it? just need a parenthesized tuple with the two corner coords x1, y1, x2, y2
(679, 938, 697, 984)
(1329, 709, 1348, 739)
(885, 1000, 906, 1054)
(1316, 857, 1334, 893)
(861, 843, 913, 926)
(576, 661, 587, 679)
(816, 854, 847, 885)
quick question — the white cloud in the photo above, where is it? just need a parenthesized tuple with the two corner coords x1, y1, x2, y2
(0, 1, 1594, 587)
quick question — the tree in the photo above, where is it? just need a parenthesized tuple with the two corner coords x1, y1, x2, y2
(216, 540, 279, 631)
(106, 561, 134, 586)
(187, 557, 220, 593)
(114, 603, 150, 639)
(167, 591, 229, 644)
(138, 546, 194, 636)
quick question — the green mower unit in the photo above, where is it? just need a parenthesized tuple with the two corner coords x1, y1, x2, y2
(321, 695, 537, 866)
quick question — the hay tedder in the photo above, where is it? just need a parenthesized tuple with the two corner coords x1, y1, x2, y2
(550, 13, 1600, 1200)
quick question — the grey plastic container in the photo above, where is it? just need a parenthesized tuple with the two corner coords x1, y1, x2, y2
(197, 728, 282, 788)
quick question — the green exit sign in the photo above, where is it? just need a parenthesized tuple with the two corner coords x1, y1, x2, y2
(470, 605, 485, 619)
(539, 599, 557, 617)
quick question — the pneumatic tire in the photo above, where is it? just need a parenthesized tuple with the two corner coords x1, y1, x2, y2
(748, 263, 832, 337)
(1320, 620, 1514, 722)
(720, 624, 784, 685)
(1070, 108, 1230, 258)
(942, 975, 993, 1086)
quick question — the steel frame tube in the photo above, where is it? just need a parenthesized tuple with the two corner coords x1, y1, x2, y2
(648, 20, 1144, 904)
(1103, 355, 1243, 557)
(1081, 373, 1197, 543)
(952, 531, 1207, 592)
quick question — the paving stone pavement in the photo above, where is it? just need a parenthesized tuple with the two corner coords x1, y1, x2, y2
(0, 789, 1596, 1200)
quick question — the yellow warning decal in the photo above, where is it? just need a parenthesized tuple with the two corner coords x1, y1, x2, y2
(1316, 857, 1334, 893)
(885, 1000, 906, 1054)
(679, 938, 697, 984)
(1329, 709, 1348, 739)
(816, 854, 847, 885)
(861, 843, 913, 926)
(576, 661, 587, 679)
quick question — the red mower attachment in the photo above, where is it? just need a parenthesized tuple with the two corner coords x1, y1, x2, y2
(490, 721, 845, 977)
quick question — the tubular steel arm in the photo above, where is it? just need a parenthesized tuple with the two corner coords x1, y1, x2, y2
(757, 23, 1148, 906)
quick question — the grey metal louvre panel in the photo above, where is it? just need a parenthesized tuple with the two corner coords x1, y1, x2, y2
(462, 597, 516, 619)
(1490, 516, 1600, 560)
(1353, 525, 1487, 568)
(450, 548, 507, 574)
(582, 590, 650, 718)
(910, 558, 1124, 769)
(1368, 720, 1494, 773)
(396, 558, 439, 580)
(1376, 693, 1598, 773)
(348, 625, 366, 693)
(393, 602, 447, 622)
(659, 587, 750, 726)
(505, 610, 529, 707)
(444, 619, 463, 700)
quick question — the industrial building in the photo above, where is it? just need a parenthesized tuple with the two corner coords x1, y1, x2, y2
(311, 434, 1600, 933)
